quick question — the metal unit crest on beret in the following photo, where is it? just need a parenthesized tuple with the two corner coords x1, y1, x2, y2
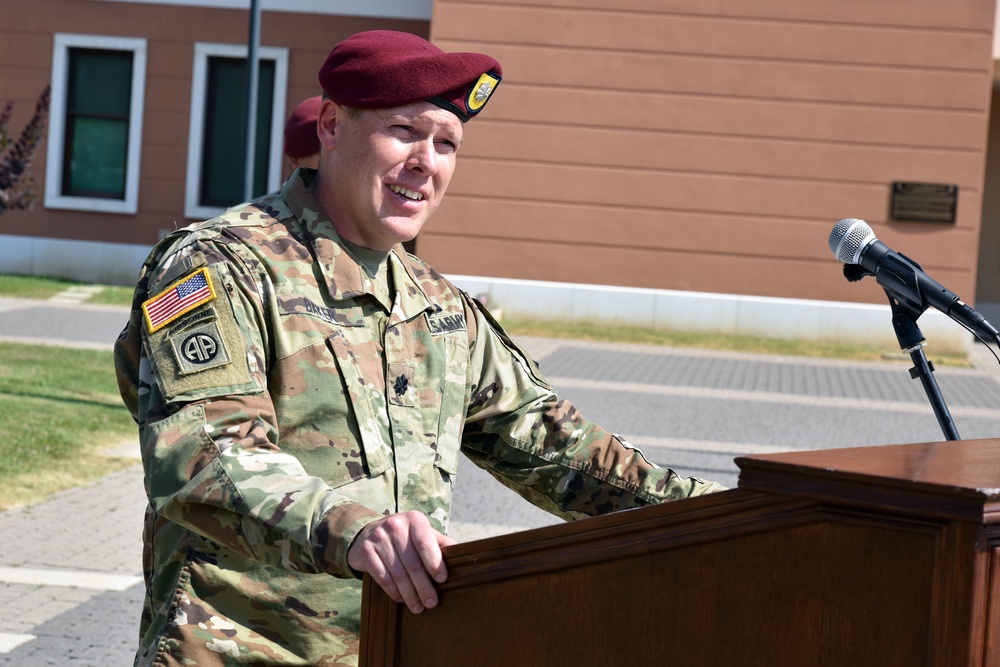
(467, 71, 501, 115)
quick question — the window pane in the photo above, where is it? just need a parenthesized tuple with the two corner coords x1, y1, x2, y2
(200, 56, 275, 207)
(62, 48, 132, 199)
(67, 117, 128, 196)
(68, 49, 132, 117)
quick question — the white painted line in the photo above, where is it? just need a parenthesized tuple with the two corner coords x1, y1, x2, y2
(0, 632, 36, 653)
(0, 567, 142, 591)
(49, 285, 105, 303)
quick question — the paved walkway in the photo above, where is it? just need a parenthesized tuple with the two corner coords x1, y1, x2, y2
(2, 294, 1000, 664)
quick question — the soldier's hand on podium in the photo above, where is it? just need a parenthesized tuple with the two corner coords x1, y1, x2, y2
(348, 510, 456, 613)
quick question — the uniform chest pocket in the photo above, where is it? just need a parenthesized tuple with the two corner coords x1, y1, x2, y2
(268, 325, 391, 490)
(325, 331, 392, 478)
(385, 329, 469, 479)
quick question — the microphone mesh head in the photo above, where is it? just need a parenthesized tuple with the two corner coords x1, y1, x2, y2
(828, 218, 874, 264)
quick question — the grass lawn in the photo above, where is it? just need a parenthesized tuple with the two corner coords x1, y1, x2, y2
(0, 342, 138, 510)
(89, 284, 135, 307)
(0, 274, 85, 300)
(0, 274, 134, 306)
(501, 318, 971, 367)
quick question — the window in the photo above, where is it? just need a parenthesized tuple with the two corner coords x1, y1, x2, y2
(45, 34, 146, 214)
(185, 43, 288, 219)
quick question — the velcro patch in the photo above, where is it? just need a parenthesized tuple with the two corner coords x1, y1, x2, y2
(169, 319, 232, 375)
(427, 312, 466, 336)
(143, 267, 215, 333)
(147, 265, 260, 403)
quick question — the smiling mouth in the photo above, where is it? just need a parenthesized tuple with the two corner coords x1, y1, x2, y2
(388, 184, 424, 201)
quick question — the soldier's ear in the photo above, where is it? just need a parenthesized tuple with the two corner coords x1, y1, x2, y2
(317, 99, 340, 151)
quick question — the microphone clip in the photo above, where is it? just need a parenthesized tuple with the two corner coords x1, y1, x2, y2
(842, 263, 873, 283)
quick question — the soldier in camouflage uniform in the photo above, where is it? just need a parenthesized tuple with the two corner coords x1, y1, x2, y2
(114, 30, 724, 666)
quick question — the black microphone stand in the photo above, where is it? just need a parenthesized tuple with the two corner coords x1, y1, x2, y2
(884, 289, 961, 441)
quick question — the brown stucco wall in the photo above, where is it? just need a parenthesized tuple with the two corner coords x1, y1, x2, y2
(0, 0, 995, 308)
(425, 0, 996, 306)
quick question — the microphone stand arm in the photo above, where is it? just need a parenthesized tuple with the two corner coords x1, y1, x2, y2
(885, 289, 961, 441)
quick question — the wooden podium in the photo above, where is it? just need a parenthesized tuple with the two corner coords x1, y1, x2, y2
(360, 439, 1000, 666)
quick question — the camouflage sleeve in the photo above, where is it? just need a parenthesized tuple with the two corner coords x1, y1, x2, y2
(459, 295, 725, 520)
(135, 237, 381, 579)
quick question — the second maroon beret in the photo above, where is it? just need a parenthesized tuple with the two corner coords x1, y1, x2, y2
(283, 95, 322, 159)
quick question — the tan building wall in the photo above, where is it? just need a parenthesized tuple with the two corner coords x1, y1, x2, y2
(424, 0, 996, 308)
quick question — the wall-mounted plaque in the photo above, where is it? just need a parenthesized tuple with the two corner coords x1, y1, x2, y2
(890, 182, 957, 224)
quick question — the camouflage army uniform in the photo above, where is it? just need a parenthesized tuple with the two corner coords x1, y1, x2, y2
(114, 168, 724, 666)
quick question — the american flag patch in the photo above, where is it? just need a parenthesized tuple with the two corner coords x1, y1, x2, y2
(142, 267, 216, 333)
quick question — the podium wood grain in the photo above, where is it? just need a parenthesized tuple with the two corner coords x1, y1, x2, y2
(361, 439, 1000, 666)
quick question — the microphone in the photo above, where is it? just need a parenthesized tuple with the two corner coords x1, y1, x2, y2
(828, 217, 999, 341)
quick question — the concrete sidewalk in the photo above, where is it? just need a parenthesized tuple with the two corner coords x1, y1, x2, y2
(3, 294, 1000, 665)
(0, 295, 128, 350)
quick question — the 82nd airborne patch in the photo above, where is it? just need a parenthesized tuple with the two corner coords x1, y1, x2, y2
(169, 318, 232, 375)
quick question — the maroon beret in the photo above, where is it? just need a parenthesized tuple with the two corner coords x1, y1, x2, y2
(283, 95, 322, 159)
(317, 30, 502, 122)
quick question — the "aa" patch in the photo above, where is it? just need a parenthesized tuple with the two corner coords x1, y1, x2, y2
(169, 320, 232, 375)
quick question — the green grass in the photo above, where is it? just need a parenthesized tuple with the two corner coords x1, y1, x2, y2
(88, 284, 135, 307)
(0, 274, 134, 306)
(0, 274, 84, 300)
(0, 342, 138, 509)
(501, 318, 971, 367)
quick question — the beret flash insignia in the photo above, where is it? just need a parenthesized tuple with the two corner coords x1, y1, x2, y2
(467, 71, 501, 114)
